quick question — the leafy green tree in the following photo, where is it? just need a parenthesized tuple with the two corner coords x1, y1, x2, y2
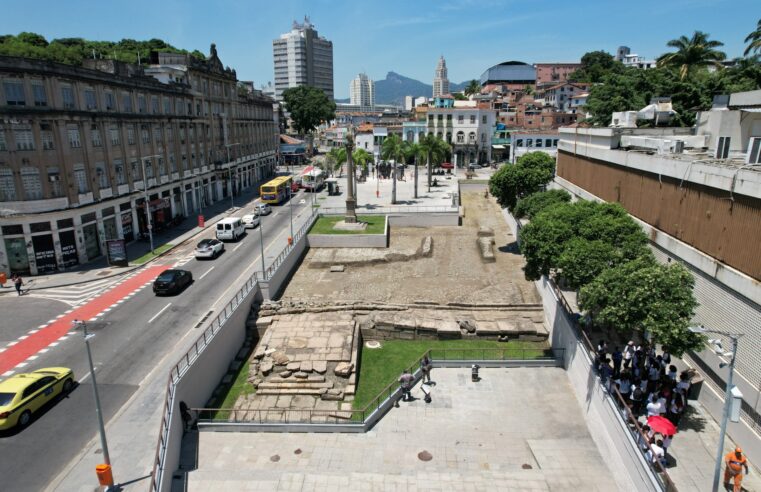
(513, 189, 571, 220)
(323, 147, 346, 177)
(578, 258, 702, 356)
(657, 31, 726, 80)
(745, 19, 761, 56)
(556, 239, 618, 290)
(419, 133, 450, 192)
(17, 32, 48, 47)
(518, 200, 650, 281)
(569, 50, 624, 83)
(402, 140, 425, 198)
(281, 86, 336, 137)
(464, 79, 481, 97)
(352, 148, 372, 177)
(488, 152, 555, 210)
(381, 134, 405, 204)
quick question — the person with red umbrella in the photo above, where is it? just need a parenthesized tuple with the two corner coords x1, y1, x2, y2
(647, 415, 677, 436)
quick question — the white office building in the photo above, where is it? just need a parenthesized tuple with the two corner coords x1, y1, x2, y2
(432, 56, 450, 98)
(272, 17, 334, 101)
(349, 73, 374, 110)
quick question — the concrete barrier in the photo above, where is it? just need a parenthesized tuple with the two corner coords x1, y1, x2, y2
(387, 213, 458, 226)
(260, 231, 309, 300)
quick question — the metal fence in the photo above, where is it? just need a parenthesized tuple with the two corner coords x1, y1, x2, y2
(193, 348, 566, 426)
(149, 213, 318, 492)
(317, 205, 456, 215)
(549, 277, 678, 492)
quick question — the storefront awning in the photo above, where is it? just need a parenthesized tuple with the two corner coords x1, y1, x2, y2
(492, 144, 506, 149)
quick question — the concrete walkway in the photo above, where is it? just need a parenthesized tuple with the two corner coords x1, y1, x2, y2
(187, 367, 619, 491)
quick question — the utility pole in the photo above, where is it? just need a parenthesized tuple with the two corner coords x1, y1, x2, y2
(73, 319, 111, 467)
(140, 154, 161, 253)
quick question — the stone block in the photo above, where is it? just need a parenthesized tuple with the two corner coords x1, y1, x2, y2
(294, 371, 309, 379)
(477, 226, 495, 237)
(334, 362, 353, 377)
(321, 388, 344, 401)
(458, 319, 477, 334)
(260, 360, 273, 376)
(287, 361, 301, 371)
(496, 319, 519, 334)
(330, 265, 345, 272)
(278, 370, 292, 378)
(313, 361, 327, 374)
(436, 320, 462, 338)
(300, 361, 313, 372)
(477, 237, 496, 263)
(476, 321, 500, 335)
(271, 351, 290, 365)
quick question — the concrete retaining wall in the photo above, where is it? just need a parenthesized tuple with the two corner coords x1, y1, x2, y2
(160, 284, 259, 492)
(387, 213, 458, 227)
(260, 233, 309, 300)
(537, 275, 661, 491)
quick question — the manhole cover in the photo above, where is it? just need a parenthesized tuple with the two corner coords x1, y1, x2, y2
(270, 454, 280, 462)
(365, 340, 382, 349)
(417, 450, 433, 462)
(294, 448, 302, 455)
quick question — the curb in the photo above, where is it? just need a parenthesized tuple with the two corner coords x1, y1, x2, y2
(0, 205, 244, 295)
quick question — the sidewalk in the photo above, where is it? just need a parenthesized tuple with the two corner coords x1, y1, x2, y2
(0, 186, 265, 295)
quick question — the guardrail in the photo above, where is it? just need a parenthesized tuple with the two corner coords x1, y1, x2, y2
(193, 347, 565, 426)
(149, 212, 318, 492)
(548, 277, 678, 492)
(317, 205, 456, 215)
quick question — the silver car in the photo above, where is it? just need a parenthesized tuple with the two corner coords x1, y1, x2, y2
(195, 238, 225, 259)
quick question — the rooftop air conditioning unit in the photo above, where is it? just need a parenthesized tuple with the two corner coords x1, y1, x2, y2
(672, 140, 685, 153)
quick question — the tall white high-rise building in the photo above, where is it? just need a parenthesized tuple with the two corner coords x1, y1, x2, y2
(272, 17, 334, 101)
(349, 73, 374, 110)
(433, 56, 450, 98)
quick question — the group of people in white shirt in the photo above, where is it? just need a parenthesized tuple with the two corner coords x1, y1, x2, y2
(595, 339, 692, 467)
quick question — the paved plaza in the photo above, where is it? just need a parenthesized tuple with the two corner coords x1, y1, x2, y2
(187, 367, 619, 491)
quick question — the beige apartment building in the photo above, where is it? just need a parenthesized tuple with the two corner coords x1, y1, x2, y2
(0, 45, 278, 275)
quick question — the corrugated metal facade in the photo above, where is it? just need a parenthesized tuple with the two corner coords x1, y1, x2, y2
(557, 150, 761, 281)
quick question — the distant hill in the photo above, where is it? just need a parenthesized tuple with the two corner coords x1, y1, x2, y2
(372, 72, 468, 106)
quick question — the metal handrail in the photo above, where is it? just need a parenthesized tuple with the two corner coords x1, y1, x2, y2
(317, 205, 457, 215)
(194, 348, 565, 425)
(149, 213, 318, 491)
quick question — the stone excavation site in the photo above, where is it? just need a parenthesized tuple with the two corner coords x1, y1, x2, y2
(232, 191, 547, 418)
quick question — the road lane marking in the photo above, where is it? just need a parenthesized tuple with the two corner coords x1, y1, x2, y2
(233, 243, 244, 252)
(78, 366, 97, 384)
(149, 303, 172, 324)
(1, 370, 13, 377)
(199, 267, 215, 280)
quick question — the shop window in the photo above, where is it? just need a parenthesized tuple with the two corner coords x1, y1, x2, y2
(57, 218, 74, 229)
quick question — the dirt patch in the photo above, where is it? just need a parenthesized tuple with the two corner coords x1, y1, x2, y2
(282, 191, 538, 305)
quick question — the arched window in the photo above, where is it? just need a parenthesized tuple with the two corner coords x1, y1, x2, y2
(456, 131, 464, 143)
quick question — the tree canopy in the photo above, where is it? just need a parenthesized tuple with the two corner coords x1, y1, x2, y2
(578, 257, 703, 356)
(281, 86, 336, 136)
(657, 31, 726, 80)
(0, 32, 205, 66)
(745, 19, 761, 56)
(488, 152, 555, 210)
(568, 50, 625, 83)
(418, 133, 450, 190)
(518, 200, 650, 285)
(512, 188, 571, 220)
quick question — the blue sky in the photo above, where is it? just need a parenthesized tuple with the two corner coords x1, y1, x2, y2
(1, 0, 757, 98)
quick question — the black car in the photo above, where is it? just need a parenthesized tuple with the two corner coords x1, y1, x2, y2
(153, 269, 193, 295)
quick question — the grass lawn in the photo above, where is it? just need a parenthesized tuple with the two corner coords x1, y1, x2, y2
(352, 339, 551, 412)
(309, 215, 385, 235)
(205, 357, 255, 420)
(131, 243, 173, 265)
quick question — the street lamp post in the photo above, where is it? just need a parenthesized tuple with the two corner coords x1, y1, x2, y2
(72, 319, 111, 468)
(140, 154, 161, 253)
(689, 325, 744, 492)
(259, 217, 266, 279)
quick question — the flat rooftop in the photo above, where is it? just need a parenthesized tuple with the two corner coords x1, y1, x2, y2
(187, 367, 619, 491)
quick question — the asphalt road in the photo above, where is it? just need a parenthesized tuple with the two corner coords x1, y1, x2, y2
(0, 186, 316, 491)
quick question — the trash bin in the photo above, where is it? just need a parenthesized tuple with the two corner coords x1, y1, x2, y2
(96, 464, 114, 487)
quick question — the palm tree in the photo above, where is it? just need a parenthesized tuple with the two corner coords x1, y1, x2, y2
(464, 79, 481, 98)
(402, 140, 425, 199)
(381, 134, 404, 204)
(352, 148, 372, 179)
(326, 147, 346, 177)
(419, 133, 451, 192)
(656, 31, 726, 80)
(745, 19, 761, 56)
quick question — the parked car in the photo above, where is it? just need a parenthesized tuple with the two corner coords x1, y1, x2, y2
(195, 238, 225, 259)
(468, 163, 479, 171)
(0, 367, 74, 430)
(241, 213, 261, 229)
(153, 269, 193, 295)
(254, 203, 272, 216)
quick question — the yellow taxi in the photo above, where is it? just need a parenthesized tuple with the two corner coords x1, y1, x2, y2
(0, 367, 74, 430)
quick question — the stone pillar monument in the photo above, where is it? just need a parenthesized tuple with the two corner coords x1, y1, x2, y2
(344, 134, 357, 224)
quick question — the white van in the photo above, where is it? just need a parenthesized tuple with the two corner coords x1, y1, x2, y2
(215, 217, 244, 241)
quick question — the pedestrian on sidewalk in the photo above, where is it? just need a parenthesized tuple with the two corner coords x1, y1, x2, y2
(398, 369, 414, 402)
(12, 273, 23, 295)
(623, 341, 635, 369)
(420, 355, 433, 384)
(612, 346, 623, 377)
(724, 447, 750, 492)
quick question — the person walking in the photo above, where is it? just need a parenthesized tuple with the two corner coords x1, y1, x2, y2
(724, 447, 750, 492)
(398, 369, 414, 402)
(623, 341, 635, 369)
(12, 273, 23, 296)
(612, 347, 623, 377)
(420, 355, 433, 384)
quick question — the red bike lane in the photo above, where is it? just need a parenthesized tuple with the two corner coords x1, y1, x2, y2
(0, 265, 168, 375)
